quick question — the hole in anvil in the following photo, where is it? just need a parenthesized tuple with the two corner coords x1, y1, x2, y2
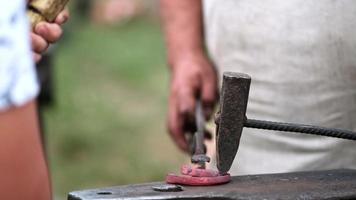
(97, 191, 112, 195)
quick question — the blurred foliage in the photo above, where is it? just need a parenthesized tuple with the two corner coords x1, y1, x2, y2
(44, 15, 185, 199)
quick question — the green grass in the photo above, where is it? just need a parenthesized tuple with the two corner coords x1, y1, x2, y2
(44, 17, 185, 198)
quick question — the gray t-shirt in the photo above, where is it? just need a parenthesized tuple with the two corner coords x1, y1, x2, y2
(204, 0, 356, 175)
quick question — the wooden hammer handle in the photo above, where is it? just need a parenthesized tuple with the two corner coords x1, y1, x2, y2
(28, 0, 70, 29)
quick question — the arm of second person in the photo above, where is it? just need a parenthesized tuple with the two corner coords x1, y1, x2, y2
(160, 0, 218, 152)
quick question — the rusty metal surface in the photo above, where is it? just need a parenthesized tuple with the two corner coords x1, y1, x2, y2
(68, 169, 356, 200)
(216, 72, 251, 173)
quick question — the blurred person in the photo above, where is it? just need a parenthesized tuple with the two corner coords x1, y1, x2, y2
(160, 0, 356, 175)
(91, 0, 143, 25)
(75, 0, 92, 18)
(0, 0, 68, 199)
(73, 0, 145, 23)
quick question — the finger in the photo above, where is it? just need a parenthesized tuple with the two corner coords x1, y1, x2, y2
(201, 71, 218, 119)
(33, 53, 42, 63)
(168, 95, 189, 152)
(178, 85, 197, 124)
(31, 33, 49, 53)
(55, 9, 70, 25)
(35, 22, 63, 44)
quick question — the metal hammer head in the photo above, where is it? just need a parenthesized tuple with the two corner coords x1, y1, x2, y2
(215, 72, 251, 173)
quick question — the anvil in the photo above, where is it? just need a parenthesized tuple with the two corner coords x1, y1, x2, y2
(68, 169, 356, 200)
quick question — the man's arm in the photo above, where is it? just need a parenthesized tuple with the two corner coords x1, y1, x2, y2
(160, 0, 205, 66)
(160, 0, 218, 152)
(0, 101, 51, 200)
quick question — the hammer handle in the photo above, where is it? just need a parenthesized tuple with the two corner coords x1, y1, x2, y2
(245, 118, 356, 141)
(28, 0, 70, 29)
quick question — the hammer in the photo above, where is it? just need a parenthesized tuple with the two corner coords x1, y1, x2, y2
(215, 72, 356, 173)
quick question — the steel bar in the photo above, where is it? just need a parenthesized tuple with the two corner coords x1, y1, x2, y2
(191, 100, 210, 167)
(245, 118, 356, 140)
(68, 169, 356, 200)
(194, 101, 205, 155)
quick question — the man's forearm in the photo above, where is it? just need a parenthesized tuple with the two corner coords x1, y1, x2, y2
(160, 0, 205, 68)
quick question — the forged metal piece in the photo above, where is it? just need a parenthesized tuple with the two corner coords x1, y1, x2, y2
(216, 72, 356, 173)
(166, 172, 231, 186)
(68, 169, 356, 200)
(181, 165, 220, 177)
(165, 165, 231, 186)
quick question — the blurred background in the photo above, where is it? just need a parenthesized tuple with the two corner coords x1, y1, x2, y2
(38, 0, 186, 199)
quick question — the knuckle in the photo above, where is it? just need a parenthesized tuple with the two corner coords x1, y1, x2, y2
(46, 24, 62, 43)
(51, 29, 62, 42)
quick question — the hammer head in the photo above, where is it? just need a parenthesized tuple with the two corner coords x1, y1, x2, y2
(215, 72, 251, 173)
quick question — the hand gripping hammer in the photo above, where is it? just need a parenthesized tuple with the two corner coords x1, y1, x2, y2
(215, 72, 356, 174)
(27, 0, 70, 29)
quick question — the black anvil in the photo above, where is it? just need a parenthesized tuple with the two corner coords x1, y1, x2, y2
(68, 169, 356, 200)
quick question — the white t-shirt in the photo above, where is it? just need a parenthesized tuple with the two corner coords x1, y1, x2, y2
(0, 0, 39, 110)
(204, 0, 356, 175)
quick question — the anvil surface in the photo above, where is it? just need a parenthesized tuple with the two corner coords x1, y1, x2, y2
(68, 169, 356, 200)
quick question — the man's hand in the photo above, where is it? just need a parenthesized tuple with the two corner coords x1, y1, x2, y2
(168, 53, 218, 152)
(31, 9, 69, 62)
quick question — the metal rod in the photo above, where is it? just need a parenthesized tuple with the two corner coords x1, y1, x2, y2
(245, 118, 356, 140)
(191, 100, 210, 167)
(194, 101, 205, 155)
